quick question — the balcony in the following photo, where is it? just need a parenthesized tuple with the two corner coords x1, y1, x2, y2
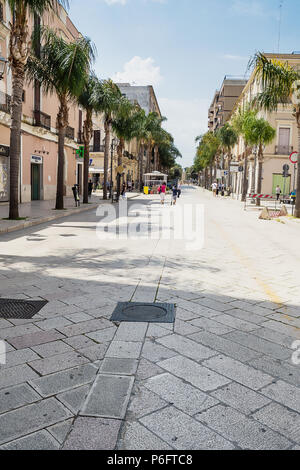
(275, 145, 293, 155)
(33, 110, 51, 130)
(66, 126, 75, 140)
(0, 92, 11, 114)
(89, 144, 105, 153)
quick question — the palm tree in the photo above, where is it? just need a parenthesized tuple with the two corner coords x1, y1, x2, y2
(195, 132, 220, 188)
(111, 97, 139, 198)
(246, 117, 276, 205)
(96, 80, 122, 200)
(27, 29, 95, 209)
(250, 52, 300, 216)
(217, 123, 238, 191)
(232, 106, 257, 201)
(130, 107, 148, 191)
(77, 74, 102, 204)
(7, 0, 68, 219)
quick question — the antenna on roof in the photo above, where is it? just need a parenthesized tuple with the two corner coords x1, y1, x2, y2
(277, 0, 283, 53)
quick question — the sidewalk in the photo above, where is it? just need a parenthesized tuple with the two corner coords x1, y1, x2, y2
(0, 192, 139, 235)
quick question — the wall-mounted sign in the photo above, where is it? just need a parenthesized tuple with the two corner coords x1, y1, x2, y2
(31, 155, 43, 164)
(0, 145, 9, 157)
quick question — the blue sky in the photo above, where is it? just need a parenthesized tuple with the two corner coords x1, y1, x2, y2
(69, 0, 300, 167)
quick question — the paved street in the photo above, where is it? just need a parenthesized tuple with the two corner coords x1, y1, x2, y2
(0, 186, 300, 450)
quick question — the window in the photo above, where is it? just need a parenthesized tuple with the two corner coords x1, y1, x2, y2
(277, 127, 291, 154)
(0, 3, 3, 22)
(22, 90, 26, 103)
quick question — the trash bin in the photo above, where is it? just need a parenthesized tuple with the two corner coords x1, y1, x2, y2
(144, 186, 149, 195)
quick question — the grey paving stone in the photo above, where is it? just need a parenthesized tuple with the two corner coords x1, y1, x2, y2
(203, 355, 274, 390)
(229, 301, 273, 316)
(248, 356, 300, 387)
(224, 308, 267, 325)
(35, 316, 72, 331)
(7, 330, 64, 349)
(0, 323, 40, 340)
(175, 307, 201, 321)
(118, 421, 172, 450)
(48, 419, 73, 444)
(29, 363, 98, 397)
(157, 334, 215, 361)
(196, 404, 291, 450)
(127, 384, 167, 418)
(253, 402, 300, 444)
(86, 327, 117, 343)
(106, 341, 143, 359)
(252, 327, 296, 349)
(0, 383, 41, 414)
(29, 350, 88, 376)
(0, 363, 39, 389)
(78, 343, 108, 361)
(2, 348, 40, 368)
(114, 322, 148, 342)
(140, 406, 235, 450)
(146, 324, 171, 339)
(194, 298, 233, 313)
(58, 384, 90, 414)
(188, 317, 234, 335)
(224, 330, 291, 360)
(261, 320, 300, 338)
(260, 380, 300, 413)
(62, 417, 121, 450)
(213, 314, 260, 332)
(0, 319, 13, 329)
(142, 340, 178, 363)
(101, 358, 138, 376)
(63, 334, 97, 350)
(188, 330, 261, 362)
(144, 373, 218, 415)
(157, 355, 231, 391)
(57, 317, 112, 337)
(136, 358, 165, 381)
(31, 340, 73, 358)
(211, 382, 271, 414)
(0, 398, 72, 445)
(0, 430, 60, 450)
(64, 312, 93, 323)
(81, 374, 134, 419)
(174, 319, 200, 336)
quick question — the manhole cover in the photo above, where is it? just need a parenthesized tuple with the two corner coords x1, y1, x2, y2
(111, 302, 175, 323)
(0, 299, 48, 319)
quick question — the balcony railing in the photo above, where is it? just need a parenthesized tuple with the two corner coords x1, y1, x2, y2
(89, 144, 105, 152)
(33, 110, 51, 130)
(275, 145, 293, 155)
(0, 92, 11, 114)
(66, 126, 75, 140)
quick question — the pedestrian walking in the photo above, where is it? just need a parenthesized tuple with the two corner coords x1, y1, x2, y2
(160, 181, 167, 205)
(121, 182, 126, 200)
(212, 181, 217, 196)
(177, 181, 182, 198)
(221, 183, 225, 196)
(127, 180, 132, 192)
(171, 185, 178, 206)
(276, 185, 281, 201)
(88, 179, 93, 198)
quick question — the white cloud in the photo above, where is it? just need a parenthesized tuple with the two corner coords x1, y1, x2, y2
(223, 54, 249, 61)
(159, 97, 211, 167)
(112, 56, 163, 86)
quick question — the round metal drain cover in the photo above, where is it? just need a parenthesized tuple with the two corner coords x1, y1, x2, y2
(122, 304, 167, 321)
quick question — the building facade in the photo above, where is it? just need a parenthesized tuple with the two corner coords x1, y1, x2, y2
(230, 53, 300, 198)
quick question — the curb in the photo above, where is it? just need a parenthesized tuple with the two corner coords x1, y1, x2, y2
(0, 193, 141, 235)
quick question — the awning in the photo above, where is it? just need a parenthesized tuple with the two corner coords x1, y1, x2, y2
(89, 168, 111, 174)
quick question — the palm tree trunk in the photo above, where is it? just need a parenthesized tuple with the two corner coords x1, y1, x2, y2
(116, 138, 124, 199)
(295, 123, 300, 218)
(139, 143, 144, 192)
(227, 153, 231, 191)
(241, 151, 248, 202)
(103, 119, 111, 200)
(56, 97, 68, 210)
(9, 65, 25, 219)
(83, 109, 92, 204)
(256, 144, 263, 207)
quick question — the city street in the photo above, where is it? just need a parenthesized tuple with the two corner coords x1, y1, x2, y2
(0, 186, 300, 450)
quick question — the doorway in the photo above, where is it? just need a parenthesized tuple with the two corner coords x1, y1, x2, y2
(31, 163, 41, 200)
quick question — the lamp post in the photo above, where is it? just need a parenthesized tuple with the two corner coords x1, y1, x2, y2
(110, 137, 118, 203)
(0, 57, 7, 80)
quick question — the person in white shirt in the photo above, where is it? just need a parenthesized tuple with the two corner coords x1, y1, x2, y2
(211, 182, 217, 196)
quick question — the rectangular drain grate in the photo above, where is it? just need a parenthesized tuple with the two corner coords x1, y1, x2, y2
(111, 302, 175, 323)
(0, 299, 48, 319)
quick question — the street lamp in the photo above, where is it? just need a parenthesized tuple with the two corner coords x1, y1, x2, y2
(110, 137, 118, 202)
(0, 57, 7, 80)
